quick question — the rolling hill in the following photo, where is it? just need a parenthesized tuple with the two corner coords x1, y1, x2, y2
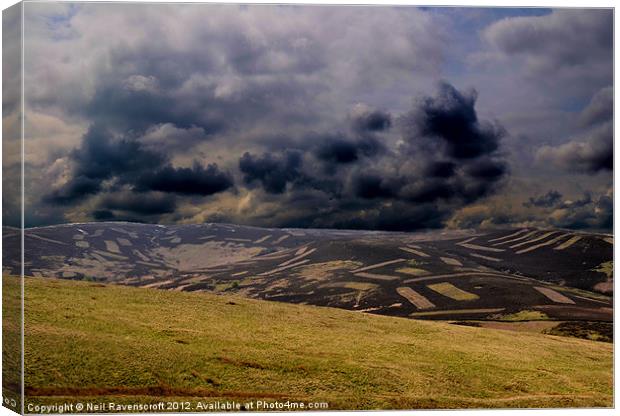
(5, 276, 613, 410)
(2, 222, 613, 331)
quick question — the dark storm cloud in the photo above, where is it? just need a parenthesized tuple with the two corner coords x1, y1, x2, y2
(239, 151, 304, 194)
(84, 82, 210, 133)
(402, 180, 455, 203)
(92, 210, 116, 220)
(45, 175, 102, 205)
(99, 192, 177, 215)
(550, 192, 612, 231)
(330, 201, 447, 232)
(44, 124, 165, 205)
(44, 124, 163, 205)
(425, 161, 456, 178)
(236, 82, 509, 231)
(465, 159, 507, 180)
(21, 5, 614, 232)
(315, 138, 359, 164)
(410, 82, 505, 159)
(82, 73, 307, 138)
(516, 189, 611, 231)
(313, 135, 383, 173)
(351, 109, 392, 133)
(70, 33, 329, 141)
(451, 176, 503, 204)
(136, 163, 233, 196)
(46, 78, 510, 231)
(292, 82, 509, 230)
(238, 82, 510, 231)
(352, 174, 399, 199)
(70, 124, 166, 183)
(523, 190, 563, 208)
(363, 81, 511, 211)
(45, 124, 234, 213)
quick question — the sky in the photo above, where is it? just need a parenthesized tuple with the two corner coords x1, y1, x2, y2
(2, 3, 613, 231)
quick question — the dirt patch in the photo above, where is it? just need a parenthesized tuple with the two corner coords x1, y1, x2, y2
(104, 240, 121, 253)
(354, 272, 401, 281)
(352, 259, 407, 273)
(295, 246, 309, 255)
(154, 242, 262, 270)
(117, 238, 132, 247)
(469, 253, 501, 262)
(26, 234, 67, 245)
(272, 235, 290, 244)
(457, 243, 505, 253)
(259, 259, 310, 276)
(534, 287, 575, 304)
(440, 257, 462, 267)
(594, 281, 613, 294)
(399, 247, 430, 257)
(396, 287, 435, 309)
(294, 260, 362, 282)
(277, 248, 317, 267)
(254, 234, 272, 244)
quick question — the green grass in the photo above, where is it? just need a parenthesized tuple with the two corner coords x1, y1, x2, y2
(495, 310, 550, 322)
(2, 275, 22, 413)
(592, 261, 613, 279)
(7, 276, 613, 410)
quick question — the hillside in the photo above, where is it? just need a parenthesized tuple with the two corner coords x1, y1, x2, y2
(2, 223, 613, 329)
(8, 276, 613, 409)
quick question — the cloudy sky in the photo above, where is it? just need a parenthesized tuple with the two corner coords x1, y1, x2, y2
(3, 3, 613, 231)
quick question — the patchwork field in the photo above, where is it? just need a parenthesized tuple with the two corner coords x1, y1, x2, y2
(3, 222, 612, 342)
(5, 276, 613, 410)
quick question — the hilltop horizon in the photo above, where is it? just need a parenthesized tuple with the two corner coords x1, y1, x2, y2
(7, 220, 613, 237)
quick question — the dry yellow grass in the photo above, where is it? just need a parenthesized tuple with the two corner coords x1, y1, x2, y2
(428, 282, 479, 301)
(5, 277, 613, 410)
(396, 267, 429, 276)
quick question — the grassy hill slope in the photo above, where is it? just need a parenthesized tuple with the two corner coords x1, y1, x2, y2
(6, 276, 613, 410)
